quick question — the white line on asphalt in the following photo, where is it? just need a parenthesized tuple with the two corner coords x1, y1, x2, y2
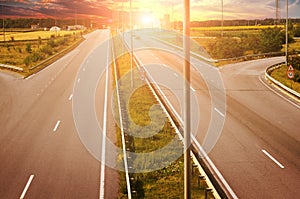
(262, 150, 285, 169)
(99, 39, 109, 199)
(20, 175, 34, 199)
(190, 86, 196, 92)
(214, 107, 225, 117)
(259, 75, 300, 109)
(77, 78, 80, 83)
(53, 120, 61, 132)
(143, 63, 237, 199)
(69, 94, 73, 101)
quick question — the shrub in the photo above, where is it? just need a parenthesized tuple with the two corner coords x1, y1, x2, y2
(41, 45, 53, 55)
(38, 36, 42, 45)
(24, 52, 44, 66)
(208, 37, 244, 59)
(24, 56, 32, 66)
(26, 43, 32, 53)
(289, 55, 300, 70)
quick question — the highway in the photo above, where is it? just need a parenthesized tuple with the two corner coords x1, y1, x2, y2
(0, 30, 119, 198)
(1, 28, 299, 198)
(124, 31, 300, 199)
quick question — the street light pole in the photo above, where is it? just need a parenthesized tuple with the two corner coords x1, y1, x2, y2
(130, 0, 134, 88)
(2, 4, 5, 44)
(285, 0, 288, 65)
(221, 0, 224, 37)
(183, 0, 191, 198)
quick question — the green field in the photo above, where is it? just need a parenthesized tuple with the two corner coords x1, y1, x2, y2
(191, 25, 284, 31)
(0, 30, 83, 41)
(0, 29, 88, 76)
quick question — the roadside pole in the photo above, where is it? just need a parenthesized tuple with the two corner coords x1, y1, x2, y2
(130, 0, 134, 88)
(285, 0, 288, 65)
(183, 0, 191, 198)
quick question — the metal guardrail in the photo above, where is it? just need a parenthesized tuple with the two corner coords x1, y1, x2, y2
(265, 62, 300, 98)
(153, 37, 218, 63)
(154, 36, 284, 64)
(218, 52, 285, 62)
(0, 63, 23, 72)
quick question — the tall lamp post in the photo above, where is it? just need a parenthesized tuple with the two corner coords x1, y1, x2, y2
(130, 0, 134, 88)
(2, 4, 5, 44)
(221, 0, 224, 37)
(285, 0, 288, 65)
(183, 0, 191, 198)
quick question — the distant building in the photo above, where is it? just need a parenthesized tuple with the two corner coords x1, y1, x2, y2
(67, 25, 85, 31)
(31, 24, 39, 30)
(50, 26, 61, 32)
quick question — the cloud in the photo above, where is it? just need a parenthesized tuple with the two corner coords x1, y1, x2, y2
(0, 0, 299, 20)
(0, 0, 112, 19)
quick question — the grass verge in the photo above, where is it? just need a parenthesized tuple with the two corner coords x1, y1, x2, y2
(270, 65, 300, 94)
(0, 29, 91, 77)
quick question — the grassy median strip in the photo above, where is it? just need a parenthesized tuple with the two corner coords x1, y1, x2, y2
(270, 65, 300, 93)
(112, 33, 214, 199)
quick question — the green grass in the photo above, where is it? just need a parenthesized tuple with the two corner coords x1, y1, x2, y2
(191, 25, 284, 31)
(270, 65, 300, 93)
(0, 30, 89, 76)
(282, 38, 300, 52)
(0, 30, 83, 41)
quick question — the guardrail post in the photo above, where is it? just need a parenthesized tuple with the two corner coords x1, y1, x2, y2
(205, 188, 212, 199)
(197, 175, 205, 189)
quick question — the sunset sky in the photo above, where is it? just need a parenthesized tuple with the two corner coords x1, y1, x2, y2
(0, 0, 299, 22)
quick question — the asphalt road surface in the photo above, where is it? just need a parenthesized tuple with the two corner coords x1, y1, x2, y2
(124, 31, 300, 199)
(0, 30, 119, 198)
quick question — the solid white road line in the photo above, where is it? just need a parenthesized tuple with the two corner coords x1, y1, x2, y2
(99, 39, 109, 199)
(69, 94, 73, 101)
(190, 86, 196, 92)
(262, 149, 285, 169)
(20, 175, 34, 199)
(214, 107, 225, 117)
(259, 75, 300, 109)
(77, 78, 80, 83)
(53, 120, 61, 132)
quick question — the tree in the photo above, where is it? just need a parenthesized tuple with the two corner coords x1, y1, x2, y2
(259, 28, 283, 53)
(293, 25, 300, 37)
(208, 37, 244, 59)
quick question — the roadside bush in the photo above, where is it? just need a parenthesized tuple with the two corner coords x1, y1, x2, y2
(26, 43, 32, 53)
(24, 56, 32, 66)
(23, 52, 45, 66)
(260, 28, 283, 53)
(241, 34, 262, 54)
(38, 36, 42, 45)
(293, 25, 300, 37)
(289, 55, 300, 70)
(208, 37, 244, 59)
(40, 45, 53, 55)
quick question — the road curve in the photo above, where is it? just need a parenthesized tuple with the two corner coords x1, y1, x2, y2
(125, 31, 300, 199)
